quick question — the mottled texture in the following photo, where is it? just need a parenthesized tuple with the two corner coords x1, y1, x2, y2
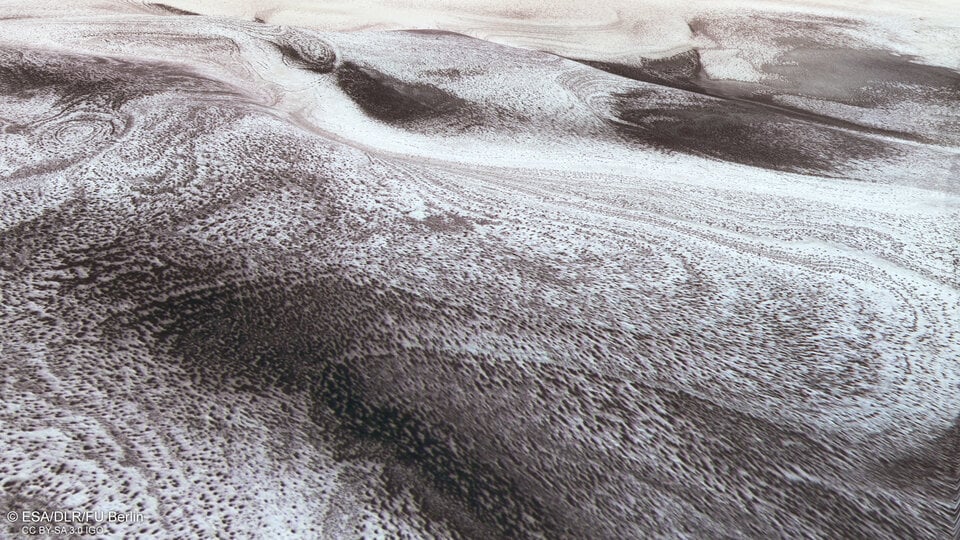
(0, 3, 958, 539)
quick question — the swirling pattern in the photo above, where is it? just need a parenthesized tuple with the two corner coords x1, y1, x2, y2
(0, 2, 958, 539)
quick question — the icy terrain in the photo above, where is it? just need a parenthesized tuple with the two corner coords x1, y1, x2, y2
(0, 1, 958, 538)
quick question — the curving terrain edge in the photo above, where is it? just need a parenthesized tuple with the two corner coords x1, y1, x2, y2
(1, 2, 959, 538)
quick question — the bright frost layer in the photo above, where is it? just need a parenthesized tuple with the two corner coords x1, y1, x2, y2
(0, 3, 958, 539)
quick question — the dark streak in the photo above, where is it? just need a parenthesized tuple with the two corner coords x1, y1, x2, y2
(581, 49, 703, 91)
(148, 3, 199, 16)
(401, 29, 475, 38)
(336, 61, 468, 123)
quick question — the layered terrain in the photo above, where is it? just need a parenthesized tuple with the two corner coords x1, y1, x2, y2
(0, 1, 958, 538)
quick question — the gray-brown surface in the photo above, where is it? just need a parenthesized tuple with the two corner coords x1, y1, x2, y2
(1, 2, 958, 538)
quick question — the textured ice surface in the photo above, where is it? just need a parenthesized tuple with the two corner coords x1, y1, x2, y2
(0, 1, 958, 538)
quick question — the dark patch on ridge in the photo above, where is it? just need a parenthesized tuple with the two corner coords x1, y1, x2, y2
(573, 48, 895, 173)
(335, 61, 468, 123)
(147, 3, 199, 16)
(612, 87, 889, 174)
(684, 14, 960, 143)
(0, 47, 232, 102)
(572, 43, 960, 146)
